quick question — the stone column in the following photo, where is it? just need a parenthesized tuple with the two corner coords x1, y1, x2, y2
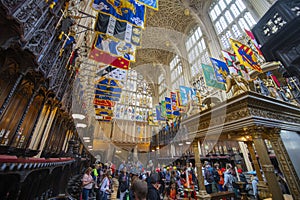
(252, 127, 284, 200)
(192, 141, 210, 200)
(268, 129, 300, 199)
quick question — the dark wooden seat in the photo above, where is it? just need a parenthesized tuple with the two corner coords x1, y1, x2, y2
(210, 191, 235, 200)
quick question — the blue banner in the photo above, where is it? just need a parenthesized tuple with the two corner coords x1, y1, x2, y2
(210, 57, 229, 83)
(95, 34, 136, 61)
(92, 0, 146, 28)
(137, 0, 158, 10)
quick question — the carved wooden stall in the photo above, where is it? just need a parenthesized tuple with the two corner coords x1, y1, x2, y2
(0, 0, 93, 198)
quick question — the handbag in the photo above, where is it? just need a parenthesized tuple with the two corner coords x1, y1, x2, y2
(120, 182, 127, 192)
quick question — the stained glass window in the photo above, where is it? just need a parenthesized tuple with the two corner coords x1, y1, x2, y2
(115, 70, 152, 122)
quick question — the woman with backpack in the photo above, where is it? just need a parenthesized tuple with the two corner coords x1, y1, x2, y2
(222, 165, 234, 192)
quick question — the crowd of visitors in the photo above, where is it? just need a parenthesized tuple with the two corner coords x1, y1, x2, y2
(80, 159, 287, 200)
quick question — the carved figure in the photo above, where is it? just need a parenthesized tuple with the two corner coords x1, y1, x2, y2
(107, 0, 136, 15)
(253, 76, 270, 96)
(225, 74, 249, 96)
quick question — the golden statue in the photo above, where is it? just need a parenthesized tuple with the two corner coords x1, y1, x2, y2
(225, 61, 250, 96)
(226, 73, 249, 96)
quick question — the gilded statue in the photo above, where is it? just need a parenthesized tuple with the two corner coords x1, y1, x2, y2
(225, 61, 250, 96)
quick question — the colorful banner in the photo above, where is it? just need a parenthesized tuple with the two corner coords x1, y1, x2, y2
(89, 47, 130, 69)
(94, 77, 122, 102)
(94, 34, 136, 61)
(94, 12, 142, 46)
(201, 64, 226, 90)
(221, 50, 239, 74)
(95, 66, 128, 82)
(170, 92, 178, 111)
(165, 97, 172, 117)
(179, 86, 198, 106)
(156, 105, 165, 121)
(95, 108, 113, 116)
(221, 50, 250, 80)
(179, 86, 189, 106)
(160, 101, 166, 118)
(245, 29, 263, 56)
(91, 0, 146, 28)
(95, 115, 112, 121)
(94, 99, 115, 107)
(137, 0, 158, 10)
(210, 57, 229, 83)
(230, 38, 262, 72)
(147, 110, 158, 125)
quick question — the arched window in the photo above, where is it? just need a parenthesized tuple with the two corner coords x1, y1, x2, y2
(209, 0, 257, 49)
(185, 26, 210, 78)
(170, 55, 185, 90)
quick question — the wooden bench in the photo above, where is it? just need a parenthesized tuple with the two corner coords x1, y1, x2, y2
(210, 191, 235, 200)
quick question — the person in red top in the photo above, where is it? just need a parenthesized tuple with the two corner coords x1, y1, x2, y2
(214, 163, 225, 192)
(110, 162, 116, 177)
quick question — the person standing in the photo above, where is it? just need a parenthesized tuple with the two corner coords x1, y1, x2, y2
(118, 160, 126, 176)
(147, 173, 162, 200)
(223, 165, 234, 192)
(100, 170, 112, 200)
(81, 167, 94, 200)
(132, 179, 148, 200)
(119, 167, 130, 200)
(251, 173, 259, 199)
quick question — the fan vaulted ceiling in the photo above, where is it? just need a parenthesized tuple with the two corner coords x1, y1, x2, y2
(131, 0, 211, 76)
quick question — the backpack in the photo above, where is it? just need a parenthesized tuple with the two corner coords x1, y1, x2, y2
(229, 174, 238, 188)
(212, 169, 220, 183)
(205, 168, 215, 184)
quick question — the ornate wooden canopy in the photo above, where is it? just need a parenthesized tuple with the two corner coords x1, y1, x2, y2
(181, 91, 300, 140)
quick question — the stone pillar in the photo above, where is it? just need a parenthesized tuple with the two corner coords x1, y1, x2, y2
(268, 129, 300, 199)
(238, 141, 253, 171)
(245, 141, 263, 181)
(192, 141, 210, 200)
(252, 128, 284, 200)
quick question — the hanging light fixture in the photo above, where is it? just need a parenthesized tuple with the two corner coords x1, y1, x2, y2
(72, 114, 86, 120)
(76, 123, 87, 128)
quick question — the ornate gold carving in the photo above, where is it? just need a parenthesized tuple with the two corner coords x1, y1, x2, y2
(268, 131, 300, 199)
(261, 164, 274, 172)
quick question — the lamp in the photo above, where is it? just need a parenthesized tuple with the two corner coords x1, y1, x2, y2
(76, 123, 87, 128)
(72, 114, 86, 120)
